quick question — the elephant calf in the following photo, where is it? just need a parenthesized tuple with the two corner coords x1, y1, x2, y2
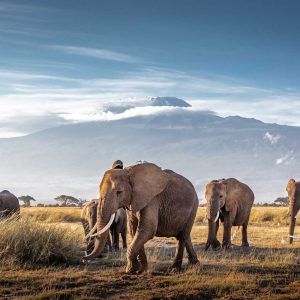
(81, 199, 127, 254)
(205, 178, 254, 250)
(286, 179, 300, 244)
(0, 190, 20, 218)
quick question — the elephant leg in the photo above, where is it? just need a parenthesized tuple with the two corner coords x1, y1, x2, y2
(126, 208, 157, 274)
(205, 219, 221, 250)
(212, 219, 221, 250)
(137, 246, 148, 273)
(241, 224, 249, 247)
(185, 236, 199, 265)
(289, 217, 296, 244)
(170, 237, 185, 272)
(106, 233, 112, 252)
(222, 213, 232, 249)
(113, 227, 119, 251)
(121, 227, 127, 249)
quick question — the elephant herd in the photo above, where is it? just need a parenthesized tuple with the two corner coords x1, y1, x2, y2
(0, 161, 299, 274)
(80, 162, 299, 274)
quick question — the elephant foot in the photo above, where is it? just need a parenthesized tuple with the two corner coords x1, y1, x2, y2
(125, 260, 140, 275)
(188, 257, 199, 265)
(205, 240, 221, 251)
(169, 261, 182, 273)
(222, 242, 232, 250)
(137, 262, 148, 273)
(241, 242, 249, 248)
(212, 240, 221, 250)
(169, 266, 182, 273)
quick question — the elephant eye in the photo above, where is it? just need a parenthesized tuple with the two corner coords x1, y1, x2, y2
(219, 195, 223, 198)
(116, 191, 123, 196)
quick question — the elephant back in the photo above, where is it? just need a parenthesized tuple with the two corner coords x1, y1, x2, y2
(0, 190, 20, 215)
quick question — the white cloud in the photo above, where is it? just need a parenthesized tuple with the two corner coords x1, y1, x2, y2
(1, 67, 300, 137)
(263, 132, 281, 144)
(50, 45, 139, 63)
(276, 152, 294, 165)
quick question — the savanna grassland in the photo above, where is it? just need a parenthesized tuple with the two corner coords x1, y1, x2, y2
(0, 207, 299, 299)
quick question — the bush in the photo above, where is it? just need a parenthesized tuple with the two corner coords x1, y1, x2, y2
(0, 217, 82, 266)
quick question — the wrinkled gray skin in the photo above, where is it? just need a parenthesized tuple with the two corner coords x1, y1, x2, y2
(205, 178, 254, 250)
(83, 163, 199, 274)
(286, 179, 300, 244)
(0, 190, 20, 218)
(81, 199, 127, 254)
(110, 207, 127, 250)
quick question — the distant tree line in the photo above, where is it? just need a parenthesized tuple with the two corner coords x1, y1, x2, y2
(18, 194, 88, 207)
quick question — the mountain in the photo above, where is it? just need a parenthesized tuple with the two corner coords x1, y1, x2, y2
(0, 105, 299, 203)
(150, 97, 191, 107)
(102, 97, 191, 115)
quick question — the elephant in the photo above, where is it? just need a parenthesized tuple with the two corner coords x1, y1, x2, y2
(286, 179, 300, 244)
(83, 163, 199, 274)
(205, 178, 254, 250)
(81, 199, 127, 254)
(0, 190, 20, 218)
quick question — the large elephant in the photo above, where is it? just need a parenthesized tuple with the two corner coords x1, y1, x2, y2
(81, 199, 127, 254)
(286, 179, 300, 244)
(83, 163, 199, 274)
(205, 178, 254, 250)
(0, 190, 20, 218)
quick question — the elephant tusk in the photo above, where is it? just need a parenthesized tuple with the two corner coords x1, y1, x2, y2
(214, 211, 220, 223)
(85, 223, 97, 240)
(289, 235, 300, 240)
(89, 213, 116, 238)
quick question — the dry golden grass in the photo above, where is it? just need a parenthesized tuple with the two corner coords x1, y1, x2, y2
(0, 217, 82, 267)
(195, 206, 300, 226)
(21, 207, 82, 223)
(0, 206, 299, 299)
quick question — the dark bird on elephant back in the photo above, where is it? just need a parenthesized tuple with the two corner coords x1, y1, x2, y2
(205, 178, 254, 250)
(83, 162, 199, 274)
(286, 179, 300, 244)
(0, 190, 20, 218)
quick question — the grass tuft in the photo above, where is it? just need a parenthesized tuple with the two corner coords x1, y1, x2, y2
(0, 216, 82, 267)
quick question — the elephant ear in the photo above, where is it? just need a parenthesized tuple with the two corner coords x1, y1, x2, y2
(222, 182, 235, 212)
(128, 163, 169, 213)
(286, 179, 296, 195)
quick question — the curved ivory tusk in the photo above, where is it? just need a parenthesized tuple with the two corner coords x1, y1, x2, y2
(214, 211, 220, 223)
(89, 213, 116, 238)
(289, 235, 300, 239)
(85, 223, 97, 240)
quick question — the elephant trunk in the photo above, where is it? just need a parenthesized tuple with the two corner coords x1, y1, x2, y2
(289, 216, 296, 244)
(205, 200, 221, 250)
(288, 195, 298, 244)
(206, 200, 219, 222)
(206, 220, 216, 244)
(83, 201, 115, 261)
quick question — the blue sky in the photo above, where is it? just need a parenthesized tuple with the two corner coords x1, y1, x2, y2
(1, 0, 300, 137)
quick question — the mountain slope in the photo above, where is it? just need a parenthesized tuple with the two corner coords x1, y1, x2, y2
(0, 109, 299, 203)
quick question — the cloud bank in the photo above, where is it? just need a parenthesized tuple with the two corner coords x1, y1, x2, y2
(1, 67, 300, 138)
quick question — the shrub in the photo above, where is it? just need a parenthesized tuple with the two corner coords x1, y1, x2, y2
(0, 217, 82, 266)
